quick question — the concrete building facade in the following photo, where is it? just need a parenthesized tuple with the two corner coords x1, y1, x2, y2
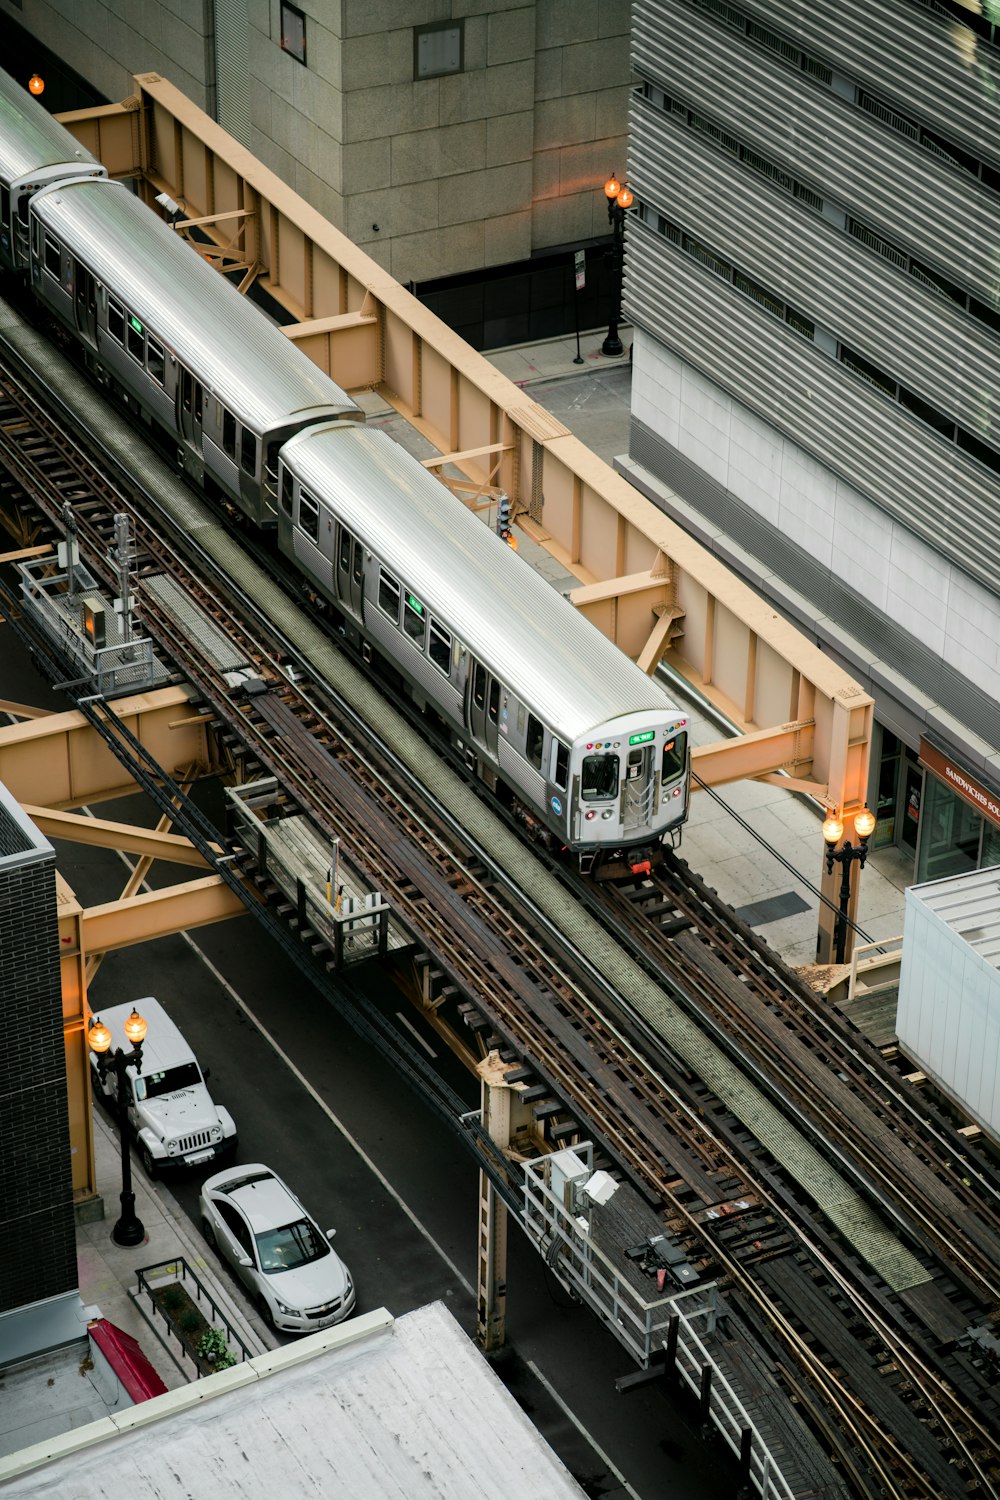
(3, 0, 632, 287)
(621, 0, 1000, 888)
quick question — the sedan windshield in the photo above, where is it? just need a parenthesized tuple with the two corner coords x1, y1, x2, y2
(255, 1217, 330, 1273)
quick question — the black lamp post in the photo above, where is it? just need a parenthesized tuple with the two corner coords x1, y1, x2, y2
(601, 173, 633, 358)
(822, 808, 877, 964)
(88, 1007, 148, 1247)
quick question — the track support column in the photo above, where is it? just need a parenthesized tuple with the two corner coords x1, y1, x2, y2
(476, 1053, 511, 1353)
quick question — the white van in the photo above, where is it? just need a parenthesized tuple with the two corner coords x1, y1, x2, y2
(89, 997, 238, 1177)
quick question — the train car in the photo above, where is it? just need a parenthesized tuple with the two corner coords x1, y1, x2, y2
(27, 174, 360, 523)
(277, 422, 690, 868)
(0, 67, 105, 274)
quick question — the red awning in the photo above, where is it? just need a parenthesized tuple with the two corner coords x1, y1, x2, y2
(89, 1319, 168, 1404)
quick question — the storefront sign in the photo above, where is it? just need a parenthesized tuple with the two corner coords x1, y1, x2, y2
(919, 739, 1000, 830)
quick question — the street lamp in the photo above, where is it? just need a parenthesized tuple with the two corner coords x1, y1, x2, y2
(822, 807, 877, 965)
(88, 1006, 148, 1247)
(601, 173, 633, 358)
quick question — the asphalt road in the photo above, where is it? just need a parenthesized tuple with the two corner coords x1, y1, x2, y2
(2, 604, 737, 1500)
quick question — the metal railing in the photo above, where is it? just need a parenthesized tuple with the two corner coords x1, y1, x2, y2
(134, 1256, 254, 1376)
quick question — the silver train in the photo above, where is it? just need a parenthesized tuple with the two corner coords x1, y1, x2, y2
(0, 69, 690, 870)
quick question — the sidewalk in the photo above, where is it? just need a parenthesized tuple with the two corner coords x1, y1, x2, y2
(77, 1109, 271, 1390)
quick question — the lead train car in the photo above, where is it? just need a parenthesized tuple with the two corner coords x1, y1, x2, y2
(27, 174, 360, 521)
(0, 68, 105, 274)
(278, 423, 690, 866)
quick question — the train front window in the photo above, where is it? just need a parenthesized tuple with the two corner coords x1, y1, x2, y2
(661, 731, 688, 785)
(581, 753, 620, 801)
(526, 714, 544, 772)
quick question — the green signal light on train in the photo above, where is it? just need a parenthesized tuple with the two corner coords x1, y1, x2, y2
(129, 315, 143, 334)
(629, 730, 655, 745)
(406, 594, 424, 615)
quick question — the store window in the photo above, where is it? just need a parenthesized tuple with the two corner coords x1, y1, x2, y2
(915, 772, 982, 883)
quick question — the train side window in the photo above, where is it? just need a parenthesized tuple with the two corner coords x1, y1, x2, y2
(241, 429, 257, 476)
(488, 679, 500, 725)
(338, 530, 351, 573)
(280, 469, 294, 516)
(429, 621, 451, 675)
(108, 298, 125, 344)
(403, 591, 426, 647)
(147, 337, 165, 385)
(299, 489, 319, 541)
(379, 570, 401, 622)
(222, 408, 236, 460)
(553, 739, 569, 789)
(181, 369, 192, 411)
(661, 730, 688, 784)
(352, 541, 363, 585)
(525, 714, 544, 772)
(0, 187, 8, 234)
(194, 383, 203, 422)
(43, 234, 61, 280)
(126, 315, 144, 363)
(472, 661, 486, 711)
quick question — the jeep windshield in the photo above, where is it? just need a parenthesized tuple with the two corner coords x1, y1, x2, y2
(133, 1062, 201, 1101)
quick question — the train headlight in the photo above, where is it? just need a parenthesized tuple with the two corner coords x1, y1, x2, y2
(602, 809, 614, 819)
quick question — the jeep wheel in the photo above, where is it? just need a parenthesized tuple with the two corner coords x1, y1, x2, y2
(139, 1143, 156, 1179)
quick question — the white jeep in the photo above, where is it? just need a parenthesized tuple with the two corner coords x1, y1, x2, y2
(89, 996, 238, 1177)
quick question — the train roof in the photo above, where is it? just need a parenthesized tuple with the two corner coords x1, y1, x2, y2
(31, 177, 359, 432)
(0, 68, 101, 182)
(282, 424, 683, 740)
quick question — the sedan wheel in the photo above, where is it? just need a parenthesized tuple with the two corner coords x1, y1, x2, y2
(256, 1295, 275, 1331)
(201, 1216, 217, 1251)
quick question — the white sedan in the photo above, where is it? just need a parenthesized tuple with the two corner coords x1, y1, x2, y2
(200, 1164, 356, 1334)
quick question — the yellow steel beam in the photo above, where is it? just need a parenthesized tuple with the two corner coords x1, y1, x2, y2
(70, 876, 249, 957)
(0, 545, 53, 563)
(58, 872, 96, 1205)
(0, 685, 215, 807)
(22, 805, 214, 865)
(692, 722, 816, 788)
(0, 699, 54, 719)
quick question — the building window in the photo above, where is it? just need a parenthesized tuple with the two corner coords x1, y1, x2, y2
(281, 2, 306, 65)
(414, 21, 463, 80)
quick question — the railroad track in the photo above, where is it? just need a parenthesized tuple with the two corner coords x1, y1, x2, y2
(1, 314, 998, 1498)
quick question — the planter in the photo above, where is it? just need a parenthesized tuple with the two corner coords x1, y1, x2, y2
(151, 1281, 234, 1375)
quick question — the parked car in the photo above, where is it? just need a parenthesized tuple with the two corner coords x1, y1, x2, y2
(89, 997, 237, 1177)
(199, 1164, 356, 1333)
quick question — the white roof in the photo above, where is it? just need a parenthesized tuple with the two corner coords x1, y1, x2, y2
(0, 1304, 586, 1500)
(31, 177, 358, 433)
(906, 864, 1000, 969)
(284, 423, 683, 741)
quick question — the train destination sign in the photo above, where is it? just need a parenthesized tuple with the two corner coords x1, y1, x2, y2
(629, 730, 655, 745)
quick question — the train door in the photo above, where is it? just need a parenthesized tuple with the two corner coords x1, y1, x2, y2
(335, 524, 364, 618)
(621, 743, 655, 832)
(73, 261, 98, 345)
(178, 367, 204, 452)
(466, 660, 499, 758)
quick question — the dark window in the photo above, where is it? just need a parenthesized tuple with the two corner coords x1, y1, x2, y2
(132, 1061, 201, 1100)
(553, 739, 569, 789)
(147, 336, 165, 384)
(127, 315, 144, 362)
(256, 1217, 329, 1273)
(280, 1, 306, 64)
(216, 1202, 254, 1258)
(414, 20, 463, 79)
(662, 731, 688, 785)
(338, 530, 351, 573)
(43, 234, 60, 279)
(472, 661, 486, 711)
(899, 388, 955, 438)
(957, 428, 1000, 476)
(0, 185, 9, 233)
(280, 469, 294, 516)
(299, 489, 319, 540)
(222, 408, 237, 460)
(108, 298, 125, 344)
(525, 714, 545, 772)
(241, 429, 257, 476)
(429, 622, 451, 674)
(581, 753, 620, 801)
(839, 345, 897, 399)
(379, 570, 401, 622)
(971, 297, 1000, 336)
(403, 591, 426, 646)
(352, 540, 363, 585)
(488, 679, 500, 725)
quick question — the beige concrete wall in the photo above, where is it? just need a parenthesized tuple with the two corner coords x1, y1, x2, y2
(7, 0, 631, 284)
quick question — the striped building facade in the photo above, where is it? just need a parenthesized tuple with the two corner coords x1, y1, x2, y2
(622, 0, 1000, 883)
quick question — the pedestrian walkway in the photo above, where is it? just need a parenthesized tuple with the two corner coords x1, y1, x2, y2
(76, 1109, 270, 1386)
